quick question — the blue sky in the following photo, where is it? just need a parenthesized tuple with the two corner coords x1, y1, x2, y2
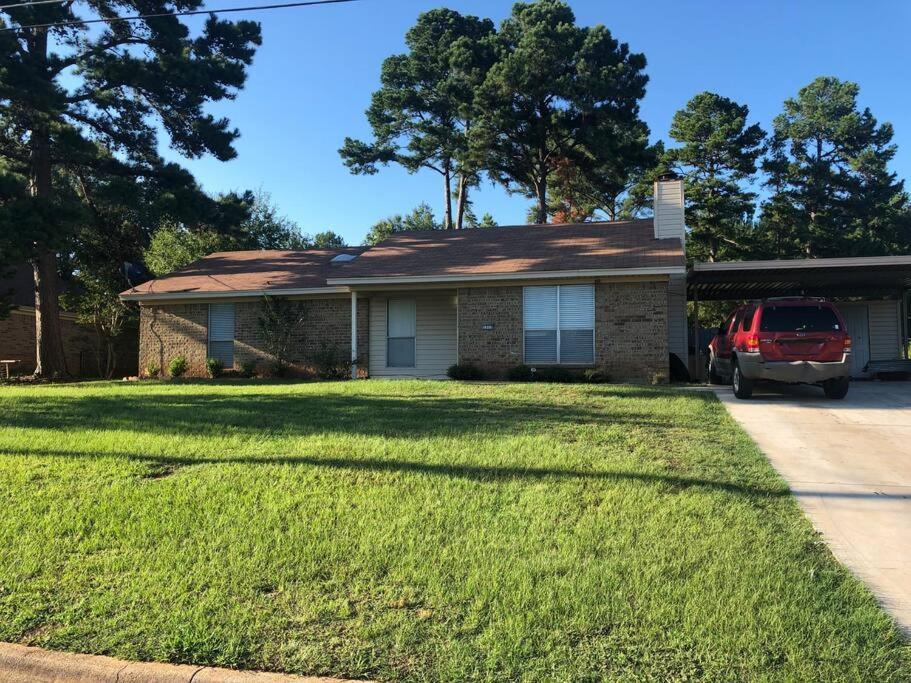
(163, 0, 911, 245)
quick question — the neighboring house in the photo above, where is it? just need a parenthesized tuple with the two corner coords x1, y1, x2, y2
(121, 177, 688, 382)
(0, 264, 98, 376)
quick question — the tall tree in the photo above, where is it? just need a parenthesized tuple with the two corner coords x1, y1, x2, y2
(363, 202, 441, 246)
(761, 76, 909, 258)
(0, 0, 260, 376)
(666, 92, 765, 262)
(340, 9, 496, 230)
(472, 0, 648, 224)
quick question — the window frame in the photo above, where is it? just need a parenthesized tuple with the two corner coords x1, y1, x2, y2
(386, 298, 416, 368)
(522, 285, 595, 366)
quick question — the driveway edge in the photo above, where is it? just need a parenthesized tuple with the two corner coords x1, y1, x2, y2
(0, 642, 366, 683)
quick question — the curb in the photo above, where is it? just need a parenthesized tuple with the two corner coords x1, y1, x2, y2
(0, 643, 365, 683)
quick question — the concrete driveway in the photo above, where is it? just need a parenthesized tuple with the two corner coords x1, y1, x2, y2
(714, 381, 911, 635)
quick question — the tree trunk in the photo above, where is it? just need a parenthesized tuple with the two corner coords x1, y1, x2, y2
(442, 162, 453, 231)
(534, 174, 548, 224)
(455, 175, 467, 230)
(27, 27, 68, 378)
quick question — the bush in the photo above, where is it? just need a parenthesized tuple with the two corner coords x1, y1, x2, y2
(144, 362, 160, 379)
(309, 342, 352, 380)
(168, 355, 187, 379)
(269, 361, 290, 378)
(581, 368, 610, 384)
(205, 357, 224, 378)
(446, 363, 485, 380)
(506, 364, 534, 382)
(239, 360, 257, 379)
(533, 366, 575, 383)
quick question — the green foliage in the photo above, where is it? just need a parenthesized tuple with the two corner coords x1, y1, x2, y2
(581, 368, 611, 384)
(308, 342, 352, 380)
(472, 0, 649, 223)
(144, 222, 225, 277)
(257, 296, 306, 373)
(206, 358, 225, 379)
(168, 356, 188, 379)
(340, 9, 497, 229)
(144, 362, 161, 379)
(235, 190, 310, 250)
(446, 363, 486, 380)
(364, 203, 442, 245)
(760, 76, 911, 258)
(311, 231, 347, 248)
(666, 92, 766, 262)
(506, 364, 534, 382)
(238, 360, 257, 379)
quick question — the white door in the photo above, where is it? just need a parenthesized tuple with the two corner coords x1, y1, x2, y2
(841, 305, 870, 377)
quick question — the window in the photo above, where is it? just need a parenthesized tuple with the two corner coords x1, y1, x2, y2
(208, 303, 235, 368)
(523, 285, 594, 364)
(387, 298, 416, 367)
(759, 306, 841, 332)
(741, 307, 756, 331)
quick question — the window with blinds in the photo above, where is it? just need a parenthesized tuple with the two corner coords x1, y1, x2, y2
(387, 298, 416, 367)
(208, 303, 235, 368)
(523, 285, 594, 365)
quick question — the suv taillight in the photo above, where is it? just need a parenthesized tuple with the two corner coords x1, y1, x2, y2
(745, 335, 760, 352)
(844, 336, 852, 353)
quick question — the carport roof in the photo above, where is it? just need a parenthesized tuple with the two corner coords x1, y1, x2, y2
(688, 255, 911, 300)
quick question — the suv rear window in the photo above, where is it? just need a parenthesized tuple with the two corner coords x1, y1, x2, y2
(759, 306, 842, 332)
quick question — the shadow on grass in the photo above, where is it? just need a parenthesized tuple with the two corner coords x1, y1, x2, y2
(8, 447, 790, 499)
(2, 391, 687, 438)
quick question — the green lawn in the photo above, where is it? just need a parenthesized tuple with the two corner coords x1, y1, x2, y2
(0, 380, 906, 681)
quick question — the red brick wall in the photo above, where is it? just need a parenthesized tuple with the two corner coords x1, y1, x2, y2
(139, 297, 369, 378)
(456, 281, 669, 383)
(0, 309, 107, 377)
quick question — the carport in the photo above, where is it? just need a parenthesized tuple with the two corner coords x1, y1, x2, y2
(687, 255, 911, 380)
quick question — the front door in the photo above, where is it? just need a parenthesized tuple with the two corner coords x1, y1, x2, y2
(840, 305, 871, 377)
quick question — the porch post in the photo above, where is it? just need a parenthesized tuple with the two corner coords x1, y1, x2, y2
(693, 289, 702, 382)
(350, 290, 358, 379)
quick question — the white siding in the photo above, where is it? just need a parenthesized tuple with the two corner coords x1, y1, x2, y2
(666, 274, 687, 361)
(369, 292, 457, 378)
(868, 299, 902, 361)
(653, 178, 685, 243)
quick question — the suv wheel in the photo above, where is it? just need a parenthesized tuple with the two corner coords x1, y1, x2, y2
(823, 377, 850, 400)
(732, 360, 754, 399)
(707, 354, 724, 385)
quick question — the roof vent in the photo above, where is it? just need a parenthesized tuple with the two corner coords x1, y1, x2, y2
(330, 253, 358, 265)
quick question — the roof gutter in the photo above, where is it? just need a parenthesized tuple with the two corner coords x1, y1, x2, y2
(120, 285, 350, 303)
(327, 265, 685, 287)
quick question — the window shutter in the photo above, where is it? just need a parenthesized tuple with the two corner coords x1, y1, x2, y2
(559, 285, 594, 364)
(208, 303, 235, 367)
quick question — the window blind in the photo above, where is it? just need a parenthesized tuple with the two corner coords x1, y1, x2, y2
(523, 285, 594, 365)
(208, 303, 235, 367)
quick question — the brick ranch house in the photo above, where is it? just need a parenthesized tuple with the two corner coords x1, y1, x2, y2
(122, 177, 688, 382)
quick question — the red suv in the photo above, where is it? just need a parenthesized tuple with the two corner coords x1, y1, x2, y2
(706, 298, 852, 399)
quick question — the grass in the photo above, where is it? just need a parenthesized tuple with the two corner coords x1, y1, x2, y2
(0, 379, 907, 681)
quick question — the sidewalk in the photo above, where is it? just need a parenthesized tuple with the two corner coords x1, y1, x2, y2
(0, 642, 368, 683)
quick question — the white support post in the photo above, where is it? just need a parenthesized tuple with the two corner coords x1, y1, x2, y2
(350, 291, 358, 379)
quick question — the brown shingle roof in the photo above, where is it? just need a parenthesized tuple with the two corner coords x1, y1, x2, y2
(329, 220, 683, 281)
(121, 248, 365, 298)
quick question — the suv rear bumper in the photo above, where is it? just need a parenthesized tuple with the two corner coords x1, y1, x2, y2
(736, 352, 851, 384)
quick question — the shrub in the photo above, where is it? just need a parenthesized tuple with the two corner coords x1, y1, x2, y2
(446, 363, 485, 380)
(581, 368, 611, 384)
(205, 357, 224, 379)
(533, 366, 575, 383)
(144, 362, 160, 379)
(168, 355, 187, 379)
(506, 364, 534, 382)
(309, 342, 352, 380)
(239, 360, 257, 379)
(269, 361, 290, 378)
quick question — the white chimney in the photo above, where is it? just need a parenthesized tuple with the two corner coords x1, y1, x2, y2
(653, 173, 685, 246)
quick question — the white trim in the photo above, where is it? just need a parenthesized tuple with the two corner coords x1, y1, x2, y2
(692, 255, 911, 273)
(329, 266, 684, 286)
(8, 306, 79, 321)
(350, 291, 358, 379)
(120, 286, 350, 302)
